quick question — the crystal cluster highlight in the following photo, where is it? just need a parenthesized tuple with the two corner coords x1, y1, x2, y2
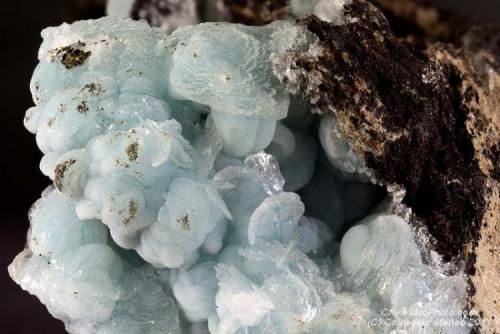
(10, 12, 470, 334)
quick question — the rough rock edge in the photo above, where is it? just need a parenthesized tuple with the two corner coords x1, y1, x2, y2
(336, 2, 500, 329)
(272, 1, 498, 332)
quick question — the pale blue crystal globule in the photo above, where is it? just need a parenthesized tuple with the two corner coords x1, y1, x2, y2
(11, 189, 181, 334)
(10, 15, 469, 334)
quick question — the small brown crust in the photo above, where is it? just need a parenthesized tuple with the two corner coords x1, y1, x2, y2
(177, 214, 191, 231)
(123, 200, 139, 225)
(54, 159, 76, 192)
(48, 41, 91, 69)
(126, 142, 139, 162)
(77, 101, 89, 114)
(81, 82, 104, 96)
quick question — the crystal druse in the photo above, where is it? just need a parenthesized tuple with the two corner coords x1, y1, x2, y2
(11, 2, 471, 333)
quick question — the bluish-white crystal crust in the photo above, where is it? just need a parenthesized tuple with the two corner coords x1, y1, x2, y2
(11, 14, 469, 334)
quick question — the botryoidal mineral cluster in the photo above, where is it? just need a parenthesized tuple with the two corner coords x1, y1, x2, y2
(10, 0, 500, 333)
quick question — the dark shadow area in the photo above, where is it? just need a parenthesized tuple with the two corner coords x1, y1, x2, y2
(436, 0, 500, 23)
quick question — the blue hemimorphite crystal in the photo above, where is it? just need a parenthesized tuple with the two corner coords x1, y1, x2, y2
(11, 189, 181, 333)
(11, 14, 469, 334)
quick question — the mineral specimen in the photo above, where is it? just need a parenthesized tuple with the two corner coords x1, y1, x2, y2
(11, 0, 500, 333)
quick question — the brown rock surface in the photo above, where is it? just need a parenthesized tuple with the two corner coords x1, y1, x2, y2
(274, 1, 499, 331)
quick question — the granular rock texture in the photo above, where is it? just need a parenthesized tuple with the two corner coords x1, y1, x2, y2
(278, 0, 486, 260)
(447, 24, 500, 334)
